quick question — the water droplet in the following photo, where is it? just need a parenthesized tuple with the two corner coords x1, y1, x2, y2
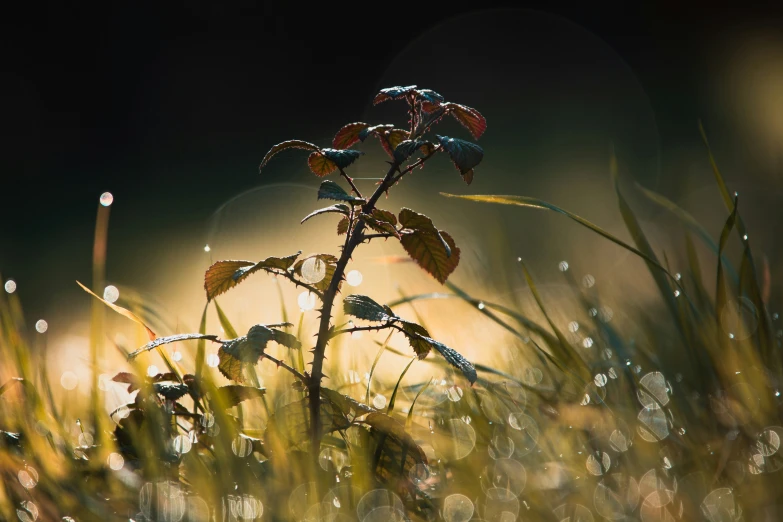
(594, 374, 607, 387)
(203, 244, 211, 252)
(582, 274, 596, 288)
(743, 234, 748, 241)
(443, 493, 475, 522)
(206, 354, 220, 368)
(60, 371, 78, 390)
(231, 436, 253, 457)
(558, 261, 569, 272)
(447, 385, 464, 402)
(673, 290, 681, 297)
(4, 279, 16, 293)
(298, 291, 316, 311)
(346, 269, 363, 286)
(171, 350, 182, 362)
(301, 257, 327, 284)
(146, 365, 159, 377)
(608, 368, 618, 379)
(568, 321, 579, 333)
(78, 432, 94, 447)
(582, 337, 594, 348)
(107, 452, 124, 470)
(18, 466, 38, 489)
(35, 320, 48, 333)
(477, 301, 485, 310)
(675, 273, 682, 281)
(99, 192, 113, 206)
(172, 434, 192, 455)
(372, 394, 387, 409)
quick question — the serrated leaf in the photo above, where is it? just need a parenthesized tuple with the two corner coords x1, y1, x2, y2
(414, 107, 447, 135)
(293, 254, 339, 292)
(332, 122, 369, 149)
(154, 382, 190, 401)
(443, 102, 487, 139)
(364, 412, 428, 486)
(321, 388, 376, 418)
(399, 320, 432, 359)
(344, 295, 395, 322)
(265, 395, 351, 449)
(381, 129, 409, 158)
(362, 210, 400, 238)
(127, 333, 220, 360)
(337, 217, 350, 235)
(217, 347, 245, 383)
(260, 140, 319, 171)
(398, 209, 460, 283)
(359, 124, 393, 141)
(269, 328, 302, 350)
(393, 139, 427, 163)
(415, 88, 445, 104)
(77, 281, 156, 341)
(212, 385, 266, 409)
(317, 180, 364, 203)
(373, 85, 418, 105)
(436, 135, 483, 184)
(301, 204, 350, 225)
(204, 252, 301, 301)
(402, 329, 476, 383)
(309, 148, 364, 176)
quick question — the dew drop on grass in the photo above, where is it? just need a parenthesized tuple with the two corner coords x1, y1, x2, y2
(447, 385, 463, 402)
(582, 274, 595, 288)
(35, 320, 48, 333)
(60, 371, 78, 390)
(4, 279, 16, 293)
(301, 257, 327, 284)
(298, 291, 316, 311)
(172, 434, 192, 455)
(99, 192, 113, 206)
(231, 436, 253, 457)
(372, 394, 387, 409)
(204, 244, 211, 252)
(102, 285, 119, 303)
(206, 354, 220, 368)
(107, 452, 124, 470)
(18, 466, 38, 489)
(568, 321, 579, 333)
(582, 337, 594, 348)
(594, 374, 607, 387)
(443, 494, 474, 522)
(346, 269, 363, 286)
(477, 301, 485, 310)
(558, 261, 569, 272)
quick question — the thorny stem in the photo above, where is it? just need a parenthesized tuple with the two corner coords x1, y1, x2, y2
(307, 158, 404, 478)
(260, 352, 309, 384)
(339, 168, 363, 198)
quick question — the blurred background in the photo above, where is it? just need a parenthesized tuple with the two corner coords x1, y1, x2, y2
(1, 3, 782, 390)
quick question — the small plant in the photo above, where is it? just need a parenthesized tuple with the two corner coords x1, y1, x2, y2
(118, 85, 487, 497)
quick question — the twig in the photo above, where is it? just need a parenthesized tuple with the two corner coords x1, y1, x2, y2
(261, 352, 309, 384)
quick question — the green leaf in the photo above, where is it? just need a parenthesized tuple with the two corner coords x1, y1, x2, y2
(293, 254, 339, 293)
(212, 385, 266, 409)
(398, 209, 460, 284)
(337, 217, 350, 235)
(399, 320, 432, 359)
(154, 382, 190, 401)
(387, 357, 416, 414)
(332, 122, 369, 149)
(343, 295, 395, 322)
(217, 347, 245, 383)
(317, 180, 364, 203)
(265, 395, 351, 449)
(436, 135, 483, 185)
(301, 204, 350, 225)
(308, 148, 364, 176)
(398, 324, 475, 383)
(443, 102, 487, 139)
(204, 252, 301, 301)
(259, 140, 319, 172)
(128, 333, 220, 360)
(393, 139, 427, 163)
(362, 209, 400, 238)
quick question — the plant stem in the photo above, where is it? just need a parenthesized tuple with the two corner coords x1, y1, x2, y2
(307, 159, 400, 471)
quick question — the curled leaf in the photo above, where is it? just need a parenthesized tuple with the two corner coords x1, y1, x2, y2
(128, 333, 220, 360)
(443, 102, 487, 139)
(260, 140, 319, 172)
(436, 135, 483, 185)
(317, 180, 364, 203)
(398, 209, 460, 283)
(301, 204, 350, 225)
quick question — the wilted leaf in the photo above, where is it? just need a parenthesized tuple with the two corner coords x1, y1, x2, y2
(293, 254, 339, 292)
(444, 103, 487, 139)
(344, 295, 395, 322)
(364, 412, 428, 486)
(337, 217, 350, 235)
(399, 320, 431, 359)
(213, 385, 266, 409)
(436, 135, 484, 184)
(301, 204, 350, 225)
(77, 281, 156, 341)
(333, 122, 369, 149)
(317, 180, 364, 203)
(128, 333, 220, 360)
(260, 140, 319, 171)
(204, 252, 302, 301)
(398, 209, 460, 284)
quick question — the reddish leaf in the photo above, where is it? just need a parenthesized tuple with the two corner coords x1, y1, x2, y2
(259, 140, 319, 172)
(337, 217, 350, 235)
(217, 346, 245, 383)
(444, 103, 487, 139)
(333, 122, 368, 149)
(399, 209, 460, 284)
(308, 151, 338, 176)
(204, 252, 301, 301)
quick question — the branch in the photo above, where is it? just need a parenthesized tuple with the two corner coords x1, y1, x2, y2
(266, 268, 324, 300)
(389, 144, 441, 185)
(329, 322, 397, 339)
(339, 168, 363, 199)
(361, 233, 396, 242)
(260, 352, 310, 384)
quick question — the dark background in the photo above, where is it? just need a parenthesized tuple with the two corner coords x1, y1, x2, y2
(2, 2, 782, 323)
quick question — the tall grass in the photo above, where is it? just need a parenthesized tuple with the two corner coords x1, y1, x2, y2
(1, 132, 781, 521)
